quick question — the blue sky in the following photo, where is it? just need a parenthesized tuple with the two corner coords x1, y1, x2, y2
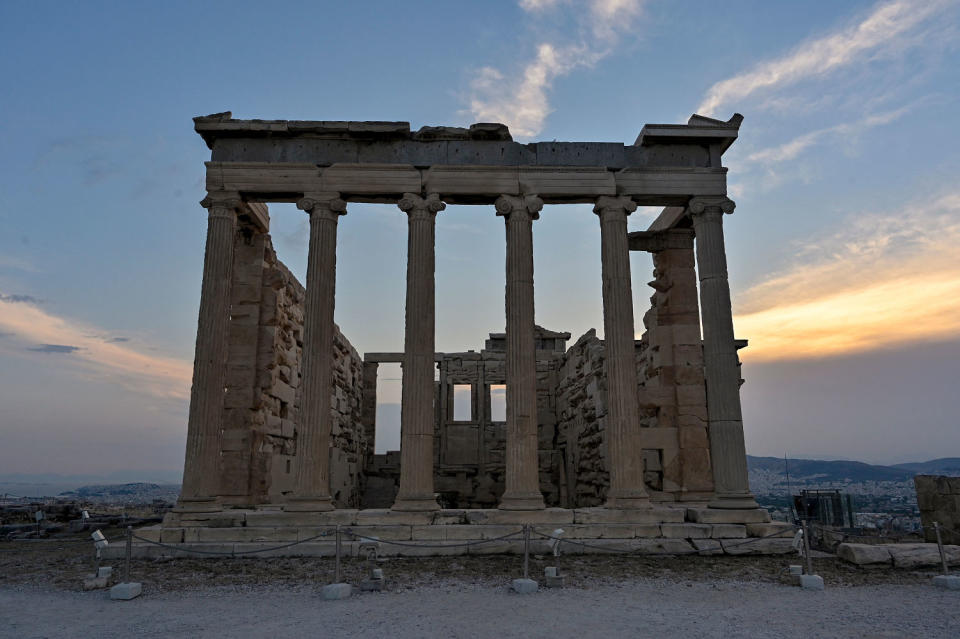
(1, 0, 958, 476)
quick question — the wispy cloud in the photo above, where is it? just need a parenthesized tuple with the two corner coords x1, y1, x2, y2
(734, 192, 960, 361)
(698, 0, 950, 116)
(744, 106, 909, 165)
(0, 293, 42, 304)
(466, 0, 644, 137)
(27, 344, 81, 354)
(0, 295, 192, 399)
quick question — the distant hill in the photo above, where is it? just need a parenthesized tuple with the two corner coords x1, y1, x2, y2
(891, 458, 960, 475)
(748, 456, 917, 482)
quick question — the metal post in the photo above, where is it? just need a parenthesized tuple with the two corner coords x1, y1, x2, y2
(801, 519, 813, 576)
(335, 524, 342, 584)
(523, 525, 530, 580)
(124, 525, 133, 583)
(934, 521, 949, 576)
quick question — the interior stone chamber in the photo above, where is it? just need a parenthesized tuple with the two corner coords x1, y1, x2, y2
(134, 112, 796, 558)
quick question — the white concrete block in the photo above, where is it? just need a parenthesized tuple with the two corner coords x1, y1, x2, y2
(799, 574, 824, 591)
(932, 575, 960, 590)
(321, 583, 352, 600)
(511, 578, 539, 594)
(110, 582, 142, 600)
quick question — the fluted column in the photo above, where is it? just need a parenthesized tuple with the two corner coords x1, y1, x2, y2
(496, 194, 546, 511)
(689, 196, 758, 510)
(595, 196, 651, 509)
(285, 193, 346, 512)
(393, 193, 445, 511)
(176, 192, 241, 512)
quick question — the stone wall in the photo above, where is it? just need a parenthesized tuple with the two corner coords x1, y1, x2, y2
(555, 329, 609, 507)
(915, 475, 960, 545)
(219, 221, 367, 507)
(360, 329, 567, 509)
(636, 245, 714, 501)
(554, 244, 714, 506)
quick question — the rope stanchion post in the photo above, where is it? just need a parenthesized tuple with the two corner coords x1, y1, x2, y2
(929, 521, 960, 589)
(321, 524, 352, 601)
(335, 524, 342, 584)
(934, 522, 949, 576)
(798, 519, 824, 591)
(124, 526, 132, 583)
(523, 524, 530, 580)
(511, 524, 538, 594)
(109, 526, 143, 600)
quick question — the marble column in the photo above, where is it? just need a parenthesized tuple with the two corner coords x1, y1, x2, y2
(285, 193, 346, 512)
(176, 192, 241, 512)
(595, 196, 651, 509)
(689, 196, 758, 509)
(393, 193, 445, 511)
(496, 194, 546, 511)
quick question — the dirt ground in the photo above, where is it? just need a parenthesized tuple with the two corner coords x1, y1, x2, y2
(0, 527, 945, 592)
(2, 531, 958, 638)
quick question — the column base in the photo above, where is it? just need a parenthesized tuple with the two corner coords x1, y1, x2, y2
(604, 495, 653, 510)
(173, 497, 221, 513)
(391, 496, 440, 512)
(708, 492, 759, 510)
(284, 496, 334, 512)
(499, 493, 546, 511)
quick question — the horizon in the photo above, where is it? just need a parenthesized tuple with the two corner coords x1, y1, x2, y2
(1, 0, 959, 475)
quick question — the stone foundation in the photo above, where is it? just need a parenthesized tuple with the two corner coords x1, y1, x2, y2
(124, 508, 783, 559)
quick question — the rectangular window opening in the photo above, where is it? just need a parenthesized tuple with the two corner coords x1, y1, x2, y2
(490, 384, 507, 422)
(453, 384, 472, 421)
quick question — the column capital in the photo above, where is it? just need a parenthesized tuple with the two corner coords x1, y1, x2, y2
(200, 191, 242, 215)
(495, 194, 543, 220)
(297, 193, 347, 217)
(398, 192, 446, 219)
(593, 196, 637, 217)
(688, 196, 735, 216)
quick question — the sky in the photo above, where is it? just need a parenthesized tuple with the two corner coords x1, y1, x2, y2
(0, 0, 958, 478)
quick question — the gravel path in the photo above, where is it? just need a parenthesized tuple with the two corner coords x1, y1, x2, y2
(2, 579, 958, 638)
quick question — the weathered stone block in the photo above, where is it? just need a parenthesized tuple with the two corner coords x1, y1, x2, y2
(691, 539, 722, 555)
(720, 538, 793, 555)
(466, 508, 574, 525)
(888, 543, 960, 568)
(710, 524, 747, 539)
(660, 523, 711, 539)
(836, 543, 893, 565)
(744, 522, 793, 537)
(574, 507, 683, 524)
(686, 508, 771, 524)
(356, 509, 436, 526)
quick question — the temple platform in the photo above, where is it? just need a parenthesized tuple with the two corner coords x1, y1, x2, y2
(105, 507, 794, 559)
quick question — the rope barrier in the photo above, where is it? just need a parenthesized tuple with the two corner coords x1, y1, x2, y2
(530, 525, 800, 556)
(130, 530, 335, 556)
(343, 528, 524, 549)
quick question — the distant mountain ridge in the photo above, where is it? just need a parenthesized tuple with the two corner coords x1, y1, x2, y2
(891, 458, 960, 475)
(747, 456, 960, 482)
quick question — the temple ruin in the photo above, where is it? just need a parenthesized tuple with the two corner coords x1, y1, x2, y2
(150, 112, 790, 556)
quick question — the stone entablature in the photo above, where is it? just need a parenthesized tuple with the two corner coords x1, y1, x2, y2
(196, 112, 739, 205)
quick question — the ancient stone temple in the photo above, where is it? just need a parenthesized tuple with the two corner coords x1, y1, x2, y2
(150, 112, 791, 557)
